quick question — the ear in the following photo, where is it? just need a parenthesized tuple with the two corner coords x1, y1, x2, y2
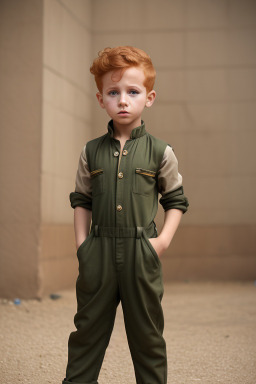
(96, 92, 105, 109)
(145, 90, 156, 108)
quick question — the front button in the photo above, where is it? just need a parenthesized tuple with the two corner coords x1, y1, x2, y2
(123, 150, 128, 155)
(114, 151, 119, 157)
(116, 205, 122, 211)
(118, 172, 124, 179)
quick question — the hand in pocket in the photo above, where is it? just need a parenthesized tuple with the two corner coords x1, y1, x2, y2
(148, 237, 168, 258)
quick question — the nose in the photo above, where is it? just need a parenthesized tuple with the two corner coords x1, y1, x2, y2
(119, 92, 128, 107)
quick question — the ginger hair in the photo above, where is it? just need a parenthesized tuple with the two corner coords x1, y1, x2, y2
(90, 46, 156, 93)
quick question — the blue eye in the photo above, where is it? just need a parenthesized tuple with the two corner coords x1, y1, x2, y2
(129, 90, 139, 95)
(108, 90, 118, 96)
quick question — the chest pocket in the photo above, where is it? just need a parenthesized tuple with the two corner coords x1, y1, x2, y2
(90, 169, 104, 196)
(133, 168, 157, 196)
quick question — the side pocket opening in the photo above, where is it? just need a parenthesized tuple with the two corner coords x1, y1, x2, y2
(142, 229, 160, 267)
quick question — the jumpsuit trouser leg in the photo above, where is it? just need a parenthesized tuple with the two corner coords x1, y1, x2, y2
(63, 230, 120, 384)
(63, 226, 167, 384)
(117, 229, 167, 384)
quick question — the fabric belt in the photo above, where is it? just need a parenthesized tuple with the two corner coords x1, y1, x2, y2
(92, 222, 156, 239)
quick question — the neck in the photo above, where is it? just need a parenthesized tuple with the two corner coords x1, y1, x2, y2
(112, 119, 142, 140)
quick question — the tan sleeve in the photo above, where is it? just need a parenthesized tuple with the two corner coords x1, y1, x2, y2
(157, 145, 183, 195)
(75, 144, 92, 198)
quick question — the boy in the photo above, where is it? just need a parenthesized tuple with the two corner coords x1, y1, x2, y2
(63, 46, 188, 384)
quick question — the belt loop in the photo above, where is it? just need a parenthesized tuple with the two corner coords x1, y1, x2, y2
(94, 225, 99, 237)
(136, 226, 143, 239)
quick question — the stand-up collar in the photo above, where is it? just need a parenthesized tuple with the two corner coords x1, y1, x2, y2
(107, 120, 146, 140)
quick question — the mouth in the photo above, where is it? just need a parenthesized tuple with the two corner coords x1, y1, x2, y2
(118, 111, 129, 115)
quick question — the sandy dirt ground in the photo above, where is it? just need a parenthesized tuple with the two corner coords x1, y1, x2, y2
(0, 282, 256, 384)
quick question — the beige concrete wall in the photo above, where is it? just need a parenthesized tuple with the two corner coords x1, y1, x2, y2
(91, 0, 256, 280)
(41, 0, 93, 295)
(1, 0, 255, 299)
(0, 0, 43, 298)
(0, 0, 93, 298)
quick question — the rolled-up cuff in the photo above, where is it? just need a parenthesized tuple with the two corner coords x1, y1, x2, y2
(159, 186, 189, 213)
(69, 192, 92, 210)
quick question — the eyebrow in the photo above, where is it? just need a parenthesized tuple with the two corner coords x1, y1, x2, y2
(106, 85, 142, 91)
(106, 86, 118, 90)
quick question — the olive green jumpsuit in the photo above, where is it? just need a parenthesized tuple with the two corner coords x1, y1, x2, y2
(63, 120, 188, 384)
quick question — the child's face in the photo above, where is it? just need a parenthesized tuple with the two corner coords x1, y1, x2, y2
(96, 67, 156, 130)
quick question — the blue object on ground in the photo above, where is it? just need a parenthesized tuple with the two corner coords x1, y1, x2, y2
(14, 298, 21, 305)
